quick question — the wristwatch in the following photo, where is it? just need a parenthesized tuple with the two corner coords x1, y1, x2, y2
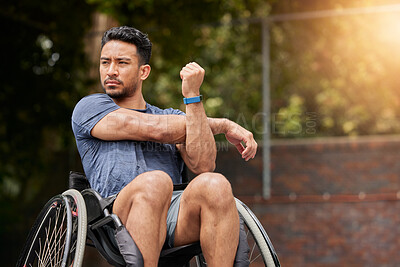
(183, 95, 203, 104)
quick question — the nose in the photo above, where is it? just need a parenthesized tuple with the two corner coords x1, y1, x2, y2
(107, 62, 118, 77)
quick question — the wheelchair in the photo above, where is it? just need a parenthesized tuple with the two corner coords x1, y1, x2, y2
(16, 171, 280, 267)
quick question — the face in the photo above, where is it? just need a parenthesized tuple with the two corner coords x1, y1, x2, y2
(100, 40, 147, 99)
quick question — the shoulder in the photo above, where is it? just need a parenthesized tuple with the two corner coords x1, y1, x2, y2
(75, 93, 114, 108)
(146, 103, 185, 116)
(73, 93, 116, 114)
(72, 93, 119, 125)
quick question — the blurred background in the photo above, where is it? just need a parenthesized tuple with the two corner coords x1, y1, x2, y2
(2, 0, 400, 266)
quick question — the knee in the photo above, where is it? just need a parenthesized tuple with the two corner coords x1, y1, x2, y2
(193, 172, 234, 207)
(128, 170, 173, 206)
(140, 170, 173, 190)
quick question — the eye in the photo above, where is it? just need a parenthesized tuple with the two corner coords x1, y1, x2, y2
(101, 61, 109, 65)
(119, 61, 128, 65)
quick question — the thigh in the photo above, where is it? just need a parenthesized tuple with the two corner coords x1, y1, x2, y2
(112, 173, 146, 219)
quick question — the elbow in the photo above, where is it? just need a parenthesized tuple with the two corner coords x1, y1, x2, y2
(189, 157, 216, 174)
(186, 141, 217, 174)
(190, 163, 216, 175)
(199, 161, 216, 174)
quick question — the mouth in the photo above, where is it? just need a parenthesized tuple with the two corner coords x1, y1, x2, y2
(105, 81, 121, 86)
(105, 82, 120, 87)
(104, 78, 123, 86)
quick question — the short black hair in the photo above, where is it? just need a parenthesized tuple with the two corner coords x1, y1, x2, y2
(101, 26, 152, 65)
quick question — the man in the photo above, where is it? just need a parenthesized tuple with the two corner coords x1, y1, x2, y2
(72, 26, 257, 267)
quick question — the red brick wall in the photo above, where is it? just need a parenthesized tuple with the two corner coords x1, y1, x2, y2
(215, 135, 400, 266)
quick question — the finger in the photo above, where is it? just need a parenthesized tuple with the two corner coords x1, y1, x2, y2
(180, 68, 193, 79)
(184, 62, 198, 70)
(241, 138, 252, 154)
(187, 62, 200, 68)
(235, 143, 245, 155)
(183, 64, 194, 71)
(249, 142, 257, 160)
(241, 144, 250, 158)
(192, 63, 203, 71)
(252, 140, 258, 159)
(242, 140, 257, 161)
(181, 67, 198, 78)
(185, 62, 204, 75)
(242, 146, 253, 161)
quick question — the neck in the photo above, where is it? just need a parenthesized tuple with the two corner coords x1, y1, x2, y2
(113, 92, 147, 110)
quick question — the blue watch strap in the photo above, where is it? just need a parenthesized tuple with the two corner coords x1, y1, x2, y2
(183, 95, 203, 104)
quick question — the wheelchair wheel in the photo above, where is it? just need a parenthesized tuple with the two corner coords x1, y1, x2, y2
(191, 198, 280, 267)
(17, 189, 87, 267)
(235, 198, 280, 267)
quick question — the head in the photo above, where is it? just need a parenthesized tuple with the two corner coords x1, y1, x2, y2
(100, 26, 152, 100)
(101, 26, 152, 65)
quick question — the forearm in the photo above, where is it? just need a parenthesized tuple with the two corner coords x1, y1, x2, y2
(207, 117, 229, 135)
(184, 102, 217, 173)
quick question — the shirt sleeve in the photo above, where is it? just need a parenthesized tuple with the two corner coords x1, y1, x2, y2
(71, 94, 120, 140)
(163, 107, 186, 116)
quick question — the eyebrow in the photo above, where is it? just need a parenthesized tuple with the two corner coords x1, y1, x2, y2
(117, 57, 132, 61)
(100, 57, 132, 61)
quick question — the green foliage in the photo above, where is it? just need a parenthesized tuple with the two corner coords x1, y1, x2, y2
(273, 95, 307, 137)
(87, 0, 270, 140)
(1, 0, 94, 197)
(270, 0, 400, 137)
(1, 0, 95, 262)
(88, 0, 400, 139)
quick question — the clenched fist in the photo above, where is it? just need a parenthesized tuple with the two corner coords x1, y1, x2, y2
(180, 62, 205, 98)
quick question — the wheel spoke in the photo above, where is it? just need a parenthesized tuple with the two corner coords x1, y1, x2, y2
(250, 252, 261, 263)
(31, 203, 69, 267)
(18, 192, 86, 267)
(249, 242, 256, 261)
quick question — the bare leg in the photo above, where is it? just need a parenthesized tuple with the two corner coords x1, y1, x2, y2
(113, 171, 173, 267)
(174, 172, 239, 267)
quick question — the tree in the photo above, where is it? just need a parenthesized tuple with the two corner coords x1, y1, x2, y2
(89, 0, 400, 139)
(269, 0, 400, 137)
(87, 0, 271, 140)
(0, 0, 95, 263)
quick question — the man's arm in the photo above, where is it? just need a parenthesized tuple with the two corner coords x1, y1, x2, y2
(208, 118, 257, 161)
(90, 105, 257, 162)
(176, 63, 258, 173)
(91, 108, 186, 144)
(176, 63, 217, 174)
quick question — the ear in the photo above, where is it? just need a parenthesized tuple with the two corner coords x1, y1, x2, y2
(140, 64, 151, 81)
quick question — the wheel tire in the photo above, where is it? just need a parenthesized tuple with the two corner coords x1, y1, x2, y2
(62, 189, 87, 267)
(189, 198, 280, 267)
(17, 189, 87, 267)
(235, 198, 280, 267)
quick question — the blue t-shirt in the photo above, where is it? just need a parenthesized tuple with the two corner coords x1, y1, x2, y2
(71, 93, 185, 197)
